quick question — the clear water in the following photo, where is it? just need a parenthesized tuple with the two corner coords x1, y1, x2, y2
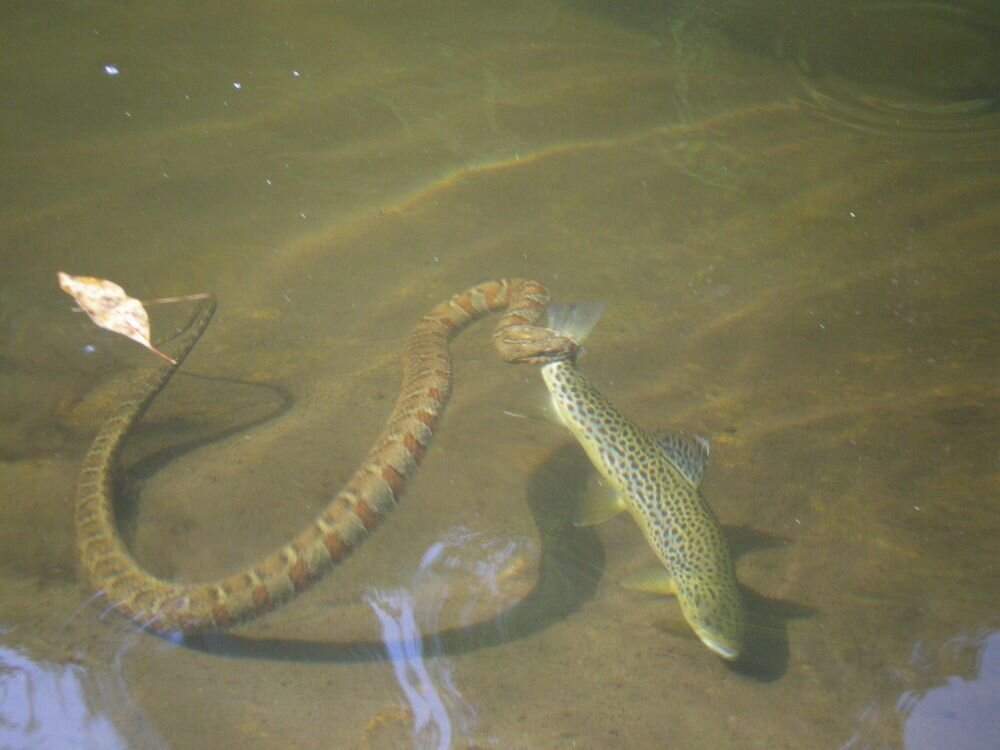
(1, 1, 997, 748)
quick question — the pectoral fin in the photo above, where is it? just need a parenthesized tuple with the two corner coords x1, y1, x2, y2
(573, 475, 627, 527)
(620, 566, 677, 596)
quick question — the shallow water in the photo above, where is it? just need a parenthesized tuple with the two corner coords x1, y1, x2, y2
(1, 1, 998, 748)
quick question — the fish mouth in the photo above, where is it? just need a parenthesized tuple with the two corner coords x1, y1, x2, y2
(703, 637, 741, 661)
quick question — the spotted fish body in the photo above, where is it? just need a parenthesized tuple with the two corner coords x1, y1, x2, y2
(541, 303, 745, 659)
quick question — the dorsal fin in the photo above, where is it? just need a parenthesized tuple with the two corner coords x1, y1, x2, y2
(652, 430, 710, 487)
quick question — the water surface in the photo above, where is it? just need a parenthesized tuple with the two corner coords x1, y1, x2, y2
(1, 1, 998, 748)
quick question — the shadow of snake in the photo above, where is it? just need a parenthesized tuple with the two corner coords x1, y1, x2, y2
(111, 370, 808, 679)
(115, 399, 605, 664)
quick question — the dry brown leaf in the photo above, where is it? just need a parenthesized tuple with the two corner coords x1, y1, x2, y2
(57, 271, 177, 364)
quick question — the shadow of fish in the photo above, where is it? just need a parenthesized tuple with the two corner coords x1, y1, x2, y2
(540, 302, 746, 660)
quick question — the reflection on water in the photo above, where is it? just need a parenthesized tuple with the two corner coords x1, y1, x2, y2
(363, 528, 536, 749)
(900, 627, 1000, 750)
(840, 624, 1000, 749)
(365, 591, 462, 750)
(0, 643, 126, 750)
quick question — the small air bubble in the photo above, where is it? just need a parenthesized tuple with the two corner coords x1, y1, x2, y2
(103, 64, 119, 76)
(232, 81, 242, 90)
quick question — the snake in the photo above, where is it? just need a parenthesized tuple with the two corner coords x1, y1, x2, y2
(75, 279, 578, 637)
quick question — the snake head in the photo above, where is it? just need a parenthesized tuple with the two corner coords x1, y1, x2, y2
(494, 325, 580, 364)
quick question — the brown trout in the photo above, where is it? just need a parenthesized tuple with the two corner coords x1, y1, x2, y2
(540, 302, 745, 659)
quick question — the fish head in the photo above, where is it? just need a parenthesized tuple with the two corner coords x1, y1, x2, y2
(678, 583, 746, 661)
(698, 627, 743, 661)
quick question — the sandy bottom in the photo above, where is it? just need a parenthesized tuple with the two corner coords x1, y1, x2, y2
(1, 1, 997, 748)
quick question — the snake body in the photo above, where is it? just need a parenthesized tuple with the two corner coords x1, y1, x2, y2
(75, 279, 576, 636)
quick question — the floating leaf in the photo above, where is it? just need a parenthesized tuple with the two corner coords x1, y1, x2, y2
(57, 271, 177, 364)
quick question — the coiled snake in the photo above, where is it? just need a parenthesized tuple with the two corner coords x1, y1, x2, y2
(75, 279, 578, 636)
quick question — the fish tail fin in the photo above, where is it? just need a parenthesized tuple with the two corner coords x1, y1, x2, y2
(545, 301, 606, 343)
